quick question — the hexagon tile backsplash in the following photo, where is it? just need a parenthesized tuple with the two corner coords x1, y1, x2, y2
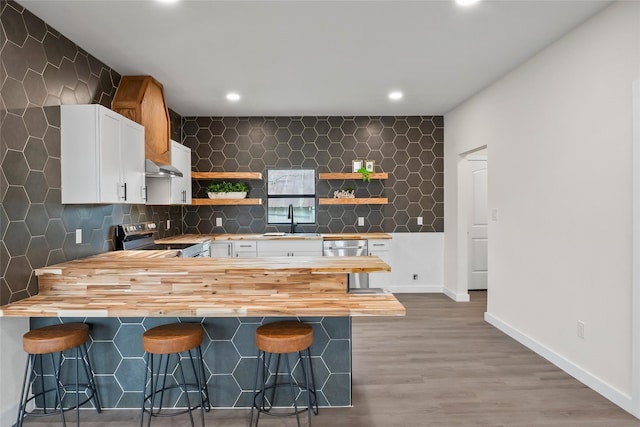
(0, 1, 183, 305)
(183, 116, 444, 234)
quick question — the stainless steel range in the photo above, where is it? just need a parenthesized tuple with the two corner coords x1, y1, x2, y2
(114, 222, 208, 258)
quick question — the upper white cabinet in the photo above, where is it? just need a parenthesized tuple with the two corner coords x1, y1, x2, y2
(146, 141, 192, 205)
(257, 240, 322, 257)
(61, 104, 145, 204)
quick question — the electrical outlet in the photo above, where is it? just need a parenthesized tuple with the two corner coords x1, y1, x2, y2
(577, 320, 585, 339)
(413, 274, 418, 280)
(417, 217, 423, 225)
(166, 220, 171, 229)
(75, 229, 82, 244)
(216, 217, 222, 227)
(358, 217, 365, 226)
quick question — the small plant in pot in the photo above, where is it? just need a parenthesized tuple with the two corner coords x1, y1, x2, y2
(207, 181, 249, 199)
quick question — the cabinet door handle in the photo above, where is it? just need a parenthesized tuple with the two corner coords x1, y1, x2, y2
(122, 183, 127, 201)
(143, 186, 148, 202)
(182, 190, 186, 203)
(372, 244, 385, 247)
(228, 245, 231, 256)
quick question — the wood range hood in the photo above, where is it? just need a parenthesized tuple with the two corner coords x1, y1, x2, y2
(112, 76, 174, 170)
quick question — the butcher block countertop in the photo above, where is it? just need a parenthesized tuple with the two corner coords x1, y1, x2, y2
(155, 233, 392, 243)
(0, 254, 405, 318)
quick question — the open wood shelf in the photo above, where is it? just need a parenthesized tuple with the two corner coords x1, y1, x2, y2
(319, 172, 388, 180)
(319, 198, 388, 205)
(192, 172, 263, 180)
(191, 198, 263, 206)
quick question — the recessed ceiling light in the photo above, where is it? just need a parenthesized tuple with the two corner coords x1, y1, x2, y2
(456, 0, 480, 6)
(389, 91, 403, 101)
(156, 0, 180, 3)
(226, 93, 241, 102)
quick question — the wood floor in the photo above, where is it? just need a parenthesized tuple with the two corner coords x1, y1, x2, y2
(22, 292, 640, 426)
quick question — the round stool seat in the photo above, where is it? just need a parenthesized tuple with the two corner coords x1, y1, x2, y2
(23, 323, 89, 355)
(255, 321, 313, 354)
(142, 323, 203, 355)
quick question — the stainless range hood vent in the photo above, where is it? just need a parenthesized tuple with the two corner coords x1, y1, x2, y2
(145, 159, 183, 177)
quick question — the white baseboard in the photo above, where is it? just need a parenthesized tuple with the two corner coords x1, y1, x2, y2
(385, 284, 443, 293)
(443, 287, 470, 302)
(485, 312, 634, 415)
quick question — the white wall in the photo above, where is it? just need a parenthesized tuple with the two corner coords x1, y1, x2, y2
(0, 317, 29, 426)
(374, 232, 444, 293)
(444, 1, 639, 414)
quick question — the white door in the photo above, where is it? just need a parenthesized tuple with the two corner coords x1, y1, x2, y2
(467, 157, 488, 290)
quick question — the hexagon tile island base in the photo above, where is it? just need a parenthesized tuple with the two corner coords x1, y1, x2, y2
(31, 316, 352, 409)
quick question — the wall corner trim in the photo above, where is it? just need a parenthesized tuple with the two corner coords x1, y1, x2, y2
(485, 312, 635, 417)
(443, 287, 470, 302)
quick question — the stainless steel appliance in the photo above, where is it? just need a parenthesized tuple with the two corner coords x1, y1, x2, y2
(114, 222, 208, 258)
(322, 239, 369, 289)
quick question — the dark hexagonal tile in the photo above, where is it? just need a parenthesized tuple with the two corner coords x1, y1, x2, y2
(4, 186, 29, 220)
(204, 341, 240, 375)
(2, 77, 28, 113)
(114, 324, 145, 357)
(23, 70, 48, 106)
(208, 120, 225, 137)
(2, 114, 29, 151)
(89, 341, 121, 374)
(4, 5, 28, 46)
(94, 375, 123, 408)
(321, 373, 350, 406)
(26, 235, 49, 269)
(25, 171, 48, 203)
(114, 357, 146, 392)
(231, 323, 260, 357)
(248, 127, 265, 144)
(2, 41, 29, 80)
(5, 221, 30, 256)
(5, 255, 31, 294)
(209, 374, 241, 407)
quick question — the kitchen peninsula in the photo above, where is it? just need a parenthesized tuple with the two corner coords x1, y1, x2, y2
(0, 253, 404, 408)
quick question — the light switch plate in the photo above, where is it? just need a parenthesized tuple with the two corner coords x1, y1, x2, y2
(358, 217, 365, 226)
(75, 229, 82, 244)
(166, 220, 171, 229)
(216, 218, 222, 227)
(417, 217, 423, 225)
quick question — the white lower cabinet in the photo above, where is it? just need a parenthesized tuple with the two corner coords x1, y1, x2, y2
(146, 140, 192, 205)
(210, 242, 233, 258)
(61, 104, 145, 204)
(257, 240, 322, 257)
(210, 241, 257, 257)
(368, 239, 392, 288)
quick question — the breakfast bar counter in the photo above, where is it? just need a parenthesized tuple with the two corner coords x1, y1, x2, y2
(0, 254, 404, 318)
(0, 252, 404, 409)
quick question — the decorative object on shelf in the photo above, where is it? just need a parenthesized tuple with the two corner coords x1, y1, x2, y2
(357, 167, 371, 182)
(352, 160, 362, 173)
(207, 181, 249, 199)
(334, 186, 355, 199)
(365, 160, 375, 172)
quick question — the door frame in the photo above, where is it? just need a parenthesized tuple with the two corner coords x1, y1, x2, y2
(631, 80, 640, 417)
(456, 145, 488, 301)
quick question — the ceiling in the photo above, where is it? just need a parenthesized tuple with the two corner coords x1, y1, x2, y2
(17, 0, 611, 117)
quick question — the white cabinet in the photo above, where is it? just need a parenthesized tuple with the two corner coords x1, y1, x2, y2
(61, 104, 145, 204)
(234, 241, 257, 258)
(257, 240, 322, 257)
(146, 140, 192, 205)
(210, 241, 257, 257)
(210, 242, 233, 258)
(368, 239, 392, 288)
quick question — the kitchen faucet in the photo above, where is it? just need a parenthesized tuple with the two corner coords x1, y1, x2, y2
(287, 204, 296, 233)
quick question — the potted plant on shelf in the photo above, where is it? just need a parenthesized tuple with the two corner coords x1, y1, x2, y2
(207, 181, 249, 199)
(357, 167, 371, 182)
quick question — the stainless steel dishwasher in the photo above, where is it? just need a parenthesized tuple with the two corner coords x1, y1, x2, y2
(322, 240, 369, 289)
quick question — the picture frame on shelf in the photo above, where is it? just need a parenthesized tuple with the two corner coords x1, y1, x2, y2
(352, 160, 363, 172)
(365, 160, 375, 172)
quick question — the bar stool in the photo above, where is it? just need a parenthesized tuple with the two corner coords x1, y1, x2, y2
(250, 321, 318, 427)
(16, 323, 102, 427)
(140, 322, 211, 427)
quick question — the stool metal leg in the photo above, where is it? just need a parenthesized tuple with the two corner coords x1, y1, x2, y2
(51, 353, 67, 427)
(80, 343, 102, 412)
(140, 351, 150, 427)
(283, 353, 302, 427)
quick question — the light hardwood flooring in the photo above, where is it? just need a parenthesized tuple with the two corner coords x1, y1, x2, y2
(21, 292, 640, 426)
